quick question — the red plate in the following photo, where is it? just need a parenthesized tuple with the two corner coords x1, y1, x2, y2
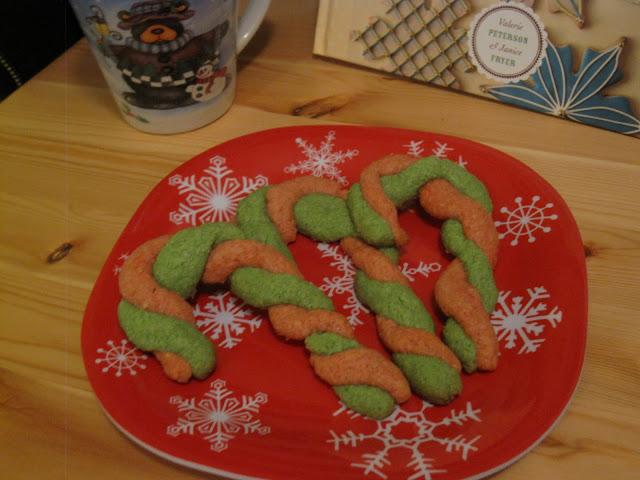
(82, 126, 587, 480)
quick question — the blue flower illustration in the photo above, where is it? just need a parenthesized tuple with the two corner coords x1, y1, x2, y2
(482, 38, 640, 135)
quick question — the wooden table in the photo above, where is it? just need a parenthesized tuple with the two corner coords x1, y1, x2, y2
(1, 1, 638, 479)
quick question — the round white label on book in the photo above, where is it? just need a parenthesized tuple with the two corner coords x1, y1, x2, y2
(468, 1, 548, 83)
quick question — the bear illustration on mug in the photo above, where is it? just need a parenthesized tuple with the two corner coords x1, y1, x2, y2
(104, 0, 230, 109)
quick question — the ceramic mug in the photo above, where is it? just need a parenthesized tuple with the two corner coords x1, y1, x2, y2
(69, 0, 270, 134)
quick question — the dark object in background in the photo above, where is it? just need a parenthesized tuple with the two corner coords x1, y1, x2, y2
(0, 2, 83, 101)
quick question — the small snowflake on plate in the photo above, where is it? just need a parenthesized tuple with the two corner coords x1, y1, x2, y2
(495, 196, 558, 246)
(168, 155, 268, 226)
(400, 261, 441, 282)
(317, 243, 441, 326)
(404, 139, 425, 158)
(329, 401, 482, 479)
(112, 253, 130, 276)
(404, 139, 466, 167)
(193, 291, 262, 349)
(285, 130, 357, 185)
(95, 339, 148, 377)
(167, 379, 270, 452)
(492, 287, 563, 354)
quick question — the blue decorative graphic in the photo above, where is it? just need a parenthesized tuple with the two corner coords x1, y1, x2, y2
(482, 38, 640, 135)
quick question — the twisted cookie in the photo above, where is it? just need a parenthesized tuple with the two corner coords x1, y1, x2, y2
(264, 176, 464, 405)
(351, 155, 500, 372)
(119, 221, 410, 419)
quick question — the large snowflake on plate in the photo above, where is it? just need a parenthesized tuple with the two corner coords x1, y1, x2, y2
(317, 243, 440, 326)
(495, 196, 558, 246)
(482, 38, 640, 135)
(193, 291, 263, 349)
(492, 287, 563, 354)
(285, 130, 357, 185)
(167, 379, 270, 452)
(95, 339, 148, 377)
(168, 155, 268, 226)
(329, 401, 482, 479)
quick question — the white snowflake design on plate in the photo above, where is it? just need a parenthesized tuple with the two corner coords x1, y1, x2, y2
(168, 155, 268, 226)
(317, 243, 441, 326)
(95, 339, 148, 377)
(492, 287, 563, 354)
(495, 196, 558, 246)
(193, 291, 262, 349)
(404, 139, 467, 168)
(285, 130, 358, 185)
(329, 401, 482, 479)
(167, 379, 270, 452)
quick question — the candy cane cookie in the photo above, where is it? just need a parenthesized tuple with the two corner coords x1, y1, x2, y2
(351, 155, 500, 373)
(119, 220, 410, 419)
(264, 176, 464, 404)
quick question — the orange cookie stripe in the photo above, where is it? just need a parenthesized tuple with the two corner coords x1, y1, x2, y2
(309, 349, 411, 404)
(419, 179, 499, 266)
(376, 316, 462, 371)
(201, 238, 303, 284)
(359, 154, 419, 246)
(340, 236, 409, 287)
(268, 305, 355, 341)
(119, 235, 194, 323)
(434, 261, 499, 371)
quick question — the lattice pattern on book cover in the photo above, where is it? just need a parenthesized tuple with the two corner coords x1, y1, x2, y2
(354, 0, 474, 88)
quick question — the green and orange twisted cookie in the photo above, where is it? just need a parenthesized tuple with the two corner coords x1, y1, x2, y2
(261, 166, 491, 405)
(117, 221, 410, 419)
(348, 154, 500, 373)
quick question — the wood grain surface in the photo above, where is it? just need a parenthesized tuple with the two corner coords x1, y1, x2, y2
(1, 1, 639, 479)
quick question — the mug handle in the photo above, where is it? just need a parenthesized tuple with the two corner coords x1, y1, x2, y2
(237, 0, 271, 52)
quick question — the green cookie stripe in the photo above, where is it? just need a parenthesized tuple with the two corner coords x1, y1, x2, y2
(392, 353, 462, 405)
(117, 300, 216, 379)
(441, 219, 498, 312)
(347, 184, 395, 247)
(229, 267, 335, 311)
(294, 194, 357, 242)
(442, 319, 477, 373)
(236, 186, 293, 261)
(353, 270, 435, 333)
(305, 332, 362, 354)
(334, 385, 395, 420)
(153, 222, 244, 298)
